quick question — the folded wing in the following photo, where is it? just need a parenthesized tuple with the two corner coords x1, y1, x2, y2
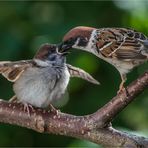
(96, 28, 148, 60)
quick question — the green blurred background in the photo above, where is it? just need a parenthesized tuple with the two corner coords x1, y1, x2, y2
(0, 1, 147, 147)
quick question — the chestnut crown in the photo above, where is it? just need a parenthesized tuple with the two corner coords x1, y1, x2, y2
(61, 26, 95, 51)
(63, 26, 94, 42)
(34, 43, 66, 65)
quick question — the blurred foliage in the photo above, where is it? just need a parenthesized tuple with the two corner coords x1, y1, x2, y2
(0, 1, 147, 147)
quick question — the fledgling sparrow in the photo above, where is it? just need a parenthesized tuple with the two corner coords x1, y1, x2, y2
(60, 26, 148, 93)
(0, 43, 99, 113)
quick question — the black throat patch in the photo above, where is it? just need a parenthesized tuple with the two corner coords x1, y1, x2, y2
(77, 36, 88, 47)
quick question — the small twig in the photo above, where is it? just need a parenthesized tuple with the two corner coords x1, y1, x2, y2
(0, 72, 147, 147)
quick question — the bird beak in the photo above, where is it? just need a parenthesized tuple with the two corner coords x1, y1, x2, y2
(56, 46, 70, 56)
(58, 41, 73, 53)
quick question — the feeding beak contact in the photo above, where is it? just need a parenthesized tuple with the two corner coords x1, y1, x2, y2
(56, 46, 70, 56)
(58, 40, 75, 53)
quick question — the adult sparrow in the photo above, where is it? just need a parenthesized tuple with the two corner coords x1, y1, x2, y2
(60, 26, 148, 93)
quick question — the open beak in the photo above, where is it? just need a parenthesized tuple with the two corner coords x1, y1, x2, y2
(56, 45, 70, 56)
(58, 41, 73, 53)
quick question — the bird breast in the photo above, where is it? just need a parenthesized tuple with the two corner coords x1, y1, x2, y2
(13, 65, 70, 108)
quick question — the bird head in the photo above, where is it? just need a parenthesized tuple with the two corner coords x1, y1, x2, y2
(59, 26, 95, 52)
(34, 43, 68, 66)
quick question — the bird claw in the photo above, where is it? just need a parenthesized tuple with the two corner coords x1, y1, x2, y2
(117, 74, 127, 94)
(117, 85, 125, 94)
(23, 103, 34, 116)
(117, 84, 129, 96)
(9, 97, 57, 115)
(48, 104, 58, 114)
(9, 96, 17, 103)
(9, 97, 34, 116)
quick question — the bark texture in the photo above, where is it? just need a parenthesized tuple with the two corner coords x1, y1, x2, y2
(0, 72, 148, 147)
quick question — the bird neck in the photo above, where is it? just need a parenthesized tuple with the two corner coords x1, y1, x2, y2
(73, 29, 99, 56)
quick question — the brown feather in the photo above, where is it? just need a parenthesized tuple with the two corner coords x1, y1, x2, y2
(0, 60, 33, 82)
(34, 43, 56, 60)
(63, 26, 94, 42)
(96, 28, 148, 60)
(66, 64, 100, 85)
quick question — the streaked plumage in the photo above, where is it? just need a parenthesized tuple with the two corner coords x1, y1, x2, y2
(61, 26, 148, 92)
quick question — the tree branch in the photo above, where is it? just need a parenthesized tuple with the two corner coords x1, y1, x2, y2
(88, 71, 148, 128)
(0, 72, 148, 147)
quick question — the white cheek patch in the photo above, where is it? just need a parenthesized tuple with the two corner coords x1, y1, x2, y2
(74, 29, 99, 56)
(74, 38, 80, 46)
(86, 30, 97, 50)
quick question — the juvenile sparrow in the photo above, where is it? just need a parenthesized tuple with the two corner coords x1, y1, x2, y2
(0, 43, 99, 113)
(60, 26, 148, 93)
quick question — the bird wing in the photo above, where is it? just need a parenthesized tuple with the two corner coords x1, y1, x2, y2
(96, 28, 148, 60)
(66, 64, 100, 85)
(0, 60, 34, 82)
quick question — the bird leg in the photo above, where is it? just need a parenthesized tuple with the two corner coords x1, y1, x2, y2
(117, 74, 127, 94)
(9, 97, 57, 115)
(9, 96, 34, 116)
(48, 103, 58, 114)
(23, 102, 34, 116)
(9, 95, 17, 103)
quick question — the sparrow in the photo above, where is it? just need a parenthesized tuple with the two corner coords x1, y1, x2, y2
(0, 43, 99, 113)
(60, 26, 148, 93)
